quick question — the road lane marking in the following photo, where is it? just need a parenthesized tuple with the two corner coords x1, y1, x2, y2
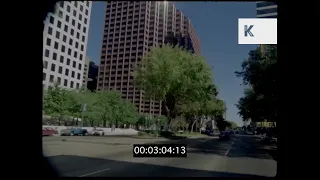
(224, 140, 235, 156)
(224, 148, 230, 156)
(198, 139, 211, 142)
(78, 168, 110, 177)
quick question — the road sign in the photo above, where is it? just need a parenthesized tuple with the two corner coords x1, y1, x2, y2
(82, 103, 87, 112)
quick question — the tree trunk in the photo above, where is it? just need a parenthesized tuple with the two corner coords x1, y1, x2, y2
(191, 116, 198, 133)
(58, 115, 62, 126)
(163, 96, 176, 126)
(163, 102, 171, 125)
(199, 116, 204, 134)
(102, 118, 107, 127)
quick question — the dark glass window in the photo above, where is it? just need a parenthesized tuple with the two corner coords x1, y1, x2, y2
(256, 2, 277, 8)
(257, 7, 277, 15)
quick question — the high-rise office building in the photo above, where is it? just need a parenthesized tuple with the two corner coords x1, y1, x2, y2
(87, 61, 99, 91)
(256, 2, 277, 55)
(97, 1, 200, 116)
(256, 1, 277, 18)
(43, 1, 92, 90)
(82, 56, 90, 87)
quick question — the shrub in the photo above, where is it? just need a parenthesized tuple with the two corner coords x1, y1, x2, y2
(138, 131, 147, 136)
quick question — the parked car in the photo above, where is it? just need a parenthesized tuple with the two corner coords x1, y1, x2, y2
(219, 131, 231, 140)
(205, 129, 214, 136)
(71, 128, 88, 136)
(42, 127, 58, 136)
(60, 128, 73, 136)
(89, 129, 105, 136)
(60, 128, 88, 136)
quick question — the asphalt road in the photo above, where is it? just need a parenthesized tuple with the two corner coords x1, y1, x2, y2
(43, 134, 277, 177)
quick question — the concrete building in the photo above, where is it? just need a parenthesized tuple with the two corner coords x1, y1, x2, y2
(256, 2, 277, 55)
(97, 1, 201, 116)
(82, 56, 90, 87)
(42, 1, 92, 90)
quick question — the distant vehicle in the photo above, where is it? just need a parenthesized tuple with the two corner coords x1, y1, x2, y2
(60, 128, 73, 136)
(245, 131, 254, 135)
(60, 128, 88, 136)
(89, 129, 105, 136)
(229, 130, 235, 135)
(71, 128, 88, 136)
(42, 127, 58, 136)
(205, 129, 213, 136)
(219, 131, 231, 140)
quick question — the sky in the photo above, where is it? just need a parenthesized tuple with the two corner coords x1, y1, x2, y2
(86, 2, 258, 126)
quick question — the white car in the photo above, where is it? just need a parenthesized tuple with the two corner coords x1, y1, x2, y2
(89, 129, 105, 136)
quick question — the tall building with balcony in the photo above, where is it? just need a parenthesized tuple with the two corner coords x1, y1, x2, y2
(97, 1, 201, 116)
(256, 1, 277, 55)
(42, 1, 92, 90)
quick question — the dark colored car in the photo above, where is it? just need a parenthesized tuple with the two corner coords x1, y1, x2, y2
(60, 128, 88, 136)
(42, 127, 58, 136)
(71, 128, 88, 136)
(205, 129, 214, 136)
(219, 131, 231, 140)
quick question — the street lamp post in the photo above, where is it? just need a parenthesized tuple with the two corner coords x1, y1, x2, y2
(81, 103, 87, 127)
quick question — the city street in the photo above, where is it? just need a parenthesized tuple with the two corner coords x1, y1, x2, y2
(43, 134, 276, 177)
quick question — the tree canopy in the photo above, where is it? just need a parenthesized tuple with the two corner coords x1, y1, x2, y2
(133, 45, 225, 131)
(43, 83, 138, 127)
(235, 45, 277, 124)
(226, 121, 238, 129)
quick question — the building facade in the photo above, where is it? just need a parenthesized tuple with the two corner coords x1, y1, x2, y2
(43, 1, 92, 90)
(256, 1, 277, 18)
(87, 61, 99, 91)
(97, 1, 200, 116)
(256, 1, 277, 54)
(82, 56, 90, 87)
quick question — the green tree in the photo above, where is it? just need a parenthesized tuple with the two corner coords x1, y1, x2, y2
(180, 95, 225, 133)
(73, 88, 101, 127)
(116, 99, 139, 126)
(133, 45, 216, 125)
(43, 83, 75, 125)
(135, 115, 147, 128)
(157, 115, 169, 129)
(215, 115, 231, 131)
(94, 90, 138, 127)
(235, 45, 277, 124)
(43, 84, 138, 127)
(227, 121, 238, 130)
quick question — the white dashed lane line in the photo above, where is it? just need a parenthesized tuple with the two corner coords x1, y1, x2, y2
(78, 168, 110, 177)
(224, 139, 236, 156)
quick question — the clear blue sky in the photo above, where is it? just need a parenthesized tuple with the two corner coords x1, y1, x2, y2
(86, 2, 257, 126)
